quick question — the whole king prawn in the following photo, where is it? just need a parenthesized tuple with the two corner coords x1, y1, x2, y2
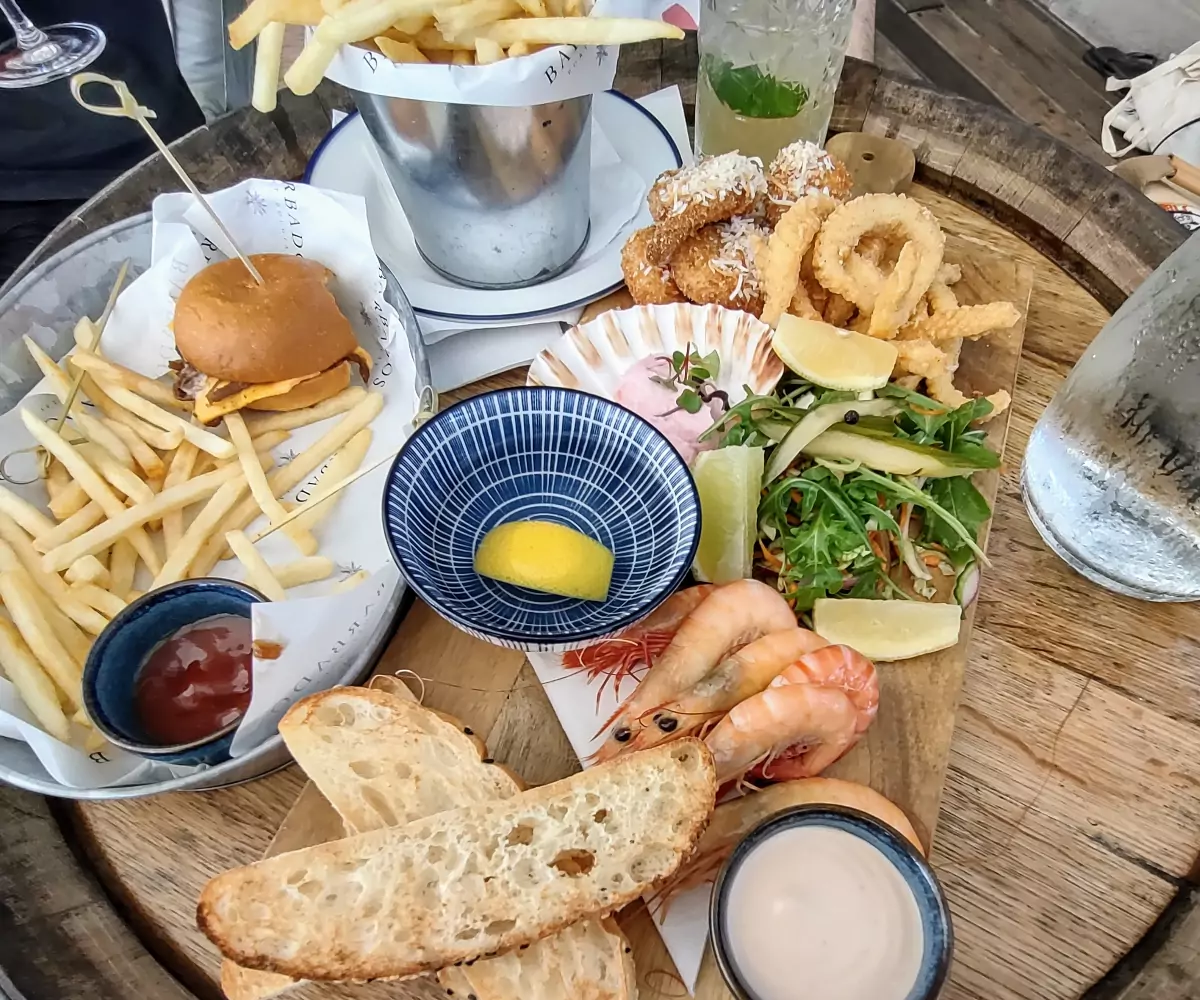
(571, 579, 879, 788)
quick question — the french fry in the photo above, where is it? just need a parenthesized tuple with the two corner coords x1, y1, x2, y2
(411, 25, 475, 49)
(563, 0, 582, 16)
(107, 420, 164, 479)
(34, 502, 104, 554)
(253, 21, 287, 112)
(48, 481, 90, 521)
(228, 412, 318, 555)
(67, 583, 126, 619)
(229, 0, 325, 49)
(478, 16, 683, 45)
(324, 0, 443, 43)
(283, 34, 340, 95)
(437, 0, 521, 33)
(82, 375, 180, 450)
(23, 336, 137, 470)
(543, 0, 562, 17)
(506, 40, 544, 55)
(225, 530, 287, 601)
(451, 48, 474, 63)
(283, 428, 372, 538)
(109, 539, 137, 600)
(0, 570, 83, 709)
(63, 555, 109, 587)
(73, 316, 101, 352)
(45, 461, 69, 504)
(0, 484, 56, 539)
(151, 479, 250, 589)
(0, 520, 110, 636)
(474, 36, 506, 62)
(126, 590, 145, 603)
(21, 409, 163, 576)
(270, 556, 335, 589)
(333, 568, 370, 592)
(0, 619, 72, 743)
(375, 35, 429, 61)
(190, 394, 384, 576)
(161, 441, 200, 553)
(67, 351, 189, 412)
(0, 544, 91, 668)
(515, 0, 547, 16)
(391, 14, 432, 33)
(78, 443, 155, 504)
(94, 383, 232, 460)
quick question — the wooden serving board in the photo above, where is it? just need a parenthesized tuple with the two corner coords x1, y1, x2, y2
(228, 197, 1032, 1000)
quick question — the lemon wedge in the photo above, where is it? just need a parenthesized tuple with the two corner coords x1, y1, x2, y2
(692, 446, 764, 584)
(812, 598, 962, 661)
(474, 521, 613, 602)
(772, 314, 898, 391)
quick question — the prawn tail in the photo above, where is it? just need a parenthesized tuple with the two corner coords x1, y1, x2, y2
(648, 850, 727, 915)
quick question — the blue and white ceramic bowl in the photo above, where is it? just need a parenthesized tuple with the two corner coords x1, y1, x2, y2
(381, 386, 701, 652)
(710, 805, 954, 1000)
(83, 579, 265, 767)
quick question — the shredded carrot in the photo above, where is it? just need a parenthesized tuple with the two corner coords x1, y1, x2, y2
(922, 552, 942, 567)
(868, 532, 887, 561)
(790, 489, 803, 505)
(758, 540, 782, 567)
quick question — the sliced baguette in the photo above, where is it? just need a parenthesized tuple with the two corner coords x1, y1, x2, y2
(198, 738, 715, 982)
(280, 684, 639, 1000)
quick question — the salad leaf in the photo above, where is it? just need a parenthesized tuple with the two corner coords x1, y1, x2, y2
(705, 57, 809, 119)
(922, 477, 991, 561)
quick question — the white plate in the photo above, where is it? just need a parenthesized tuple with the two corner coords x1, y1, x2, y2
(304, 91, 682, 323)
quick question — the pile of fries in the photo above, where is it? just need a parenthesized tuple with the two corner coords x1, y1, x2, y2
(229, 0, 683, 111)
(0, 320, 380, 751)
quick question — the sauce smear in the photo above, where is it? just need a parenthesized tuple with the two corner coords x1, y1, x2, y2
(613, 356, 722, 466)
(724, 825, 924, 1000)
(135, 614, 252, 745)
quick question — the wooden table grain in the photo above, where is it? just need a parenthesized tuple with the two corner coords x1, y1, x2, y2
(1, 52, 1197, 1000)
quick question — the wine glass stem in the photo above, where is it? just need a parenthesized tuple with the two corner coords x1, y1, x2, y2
(0, 0, 49, 49)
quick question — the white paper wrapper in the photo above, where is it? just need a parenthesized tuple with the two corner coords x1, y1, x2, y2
(528, 650, 711, 993)
(325, 0, 680, 105)
(0, 179, 421, 789)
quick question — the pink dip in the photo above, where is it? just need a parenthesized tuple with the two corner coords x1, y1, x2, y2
(614, 356, 722, 465)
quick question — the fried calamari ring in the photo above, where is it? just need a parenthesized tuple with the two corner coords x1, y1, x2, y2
(620, 226, 686, 305)
(813, 194, 945, 316)
(645, 153, 765, 264)
(670, 217, 769, 317)
(759, 194, 836, 327)
(766, 141, 853, 225)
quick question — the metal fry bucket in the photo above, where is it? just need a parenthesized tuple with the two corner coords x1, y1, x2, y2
(354, 91, 593, 289)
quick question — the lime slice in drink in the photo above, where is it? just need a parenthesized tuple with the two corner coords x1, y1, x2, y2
(812, 598, 962, 660)
(692, 445, 765, 584)
(772, 314, 898, 391)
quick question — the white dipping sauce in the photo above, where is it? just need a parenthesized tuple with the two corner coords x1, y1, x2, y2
(724, 825, 924, 1000)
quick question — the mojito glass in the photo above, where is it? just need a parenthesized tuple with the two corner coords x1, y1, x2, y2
(1022, 230, 1200, 601)
(695, 0, 856, 163)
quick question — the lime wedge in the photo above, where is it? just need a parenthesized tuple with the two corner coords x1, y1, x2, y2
(812, 598, 962, 661)
(772, 314, 898, 391)
(692, 446, 764, 584)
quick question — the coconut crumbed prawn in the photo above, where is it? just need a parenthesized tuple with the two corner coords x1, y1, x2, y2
(759, 194, 836, 328)
(765, 140, 853, 225)
(621, 628, 830, 754)
(620, 226, 686, 305)
(813, 194, 945, 316)
(645, 153, 766, 263)
(651, 778, 923, 910)
(670, 217, 771, 317)
(562, 585, 716, 705)
(591, 579, 796, 762)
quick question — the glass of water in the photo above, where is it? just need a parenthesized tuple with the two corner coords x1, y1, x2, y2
(694, 0, 856, 163)
(1022, 230, 1200, 601)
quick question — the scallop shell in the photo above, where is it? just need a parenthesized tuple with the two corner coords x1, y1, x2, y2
(527, 303, 784, 403)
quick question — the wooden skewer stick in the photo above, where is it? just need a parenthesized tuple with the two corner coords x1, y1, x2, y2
(69, 73, 265, 286)
(249, 450, 399, 544)
(43, 258, 130, 474)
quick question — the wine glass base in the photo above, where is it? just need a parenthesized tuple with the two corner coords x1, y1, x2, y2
(0, 22, 106, 89)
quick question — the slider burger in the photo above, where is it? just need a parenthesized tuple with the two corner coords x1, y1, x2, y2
(171, 253, 372, 424)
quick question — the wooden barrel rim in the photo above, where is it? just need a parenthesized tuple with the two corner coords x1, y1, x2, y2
(0, 62, 1191, 1000)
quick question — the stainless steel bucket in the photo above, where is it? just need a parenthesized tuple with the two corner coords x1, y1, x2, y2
(354, 91, 593, 289)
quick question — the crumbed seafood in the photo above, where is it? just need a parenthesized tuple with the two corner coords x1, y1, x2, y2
(620, 226, 686, 305)
(765, 140, 853, 225)
(759, 194, 836, 328)
(671, 216, 770, 317)
(645, 152, 766, 263)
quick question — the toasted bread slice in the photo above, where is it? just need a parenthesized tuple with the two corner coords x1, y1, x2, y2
(198, 739, 715, 982)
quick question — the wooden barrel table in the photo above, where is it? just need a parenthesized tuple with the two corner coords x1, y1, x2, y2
(2, 55, 1198, 1000)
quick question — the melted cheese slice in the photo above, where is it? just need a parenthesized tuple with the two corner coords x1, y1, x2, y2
(192, 374, 317, 425)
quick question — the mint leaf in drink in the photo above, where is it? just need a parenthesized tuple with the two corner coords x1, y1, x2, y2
(705, 58, 808, 119)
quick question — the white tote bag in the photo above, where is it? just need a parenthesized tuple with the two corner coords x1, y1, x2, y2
(1102, 40, 1200, 161)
